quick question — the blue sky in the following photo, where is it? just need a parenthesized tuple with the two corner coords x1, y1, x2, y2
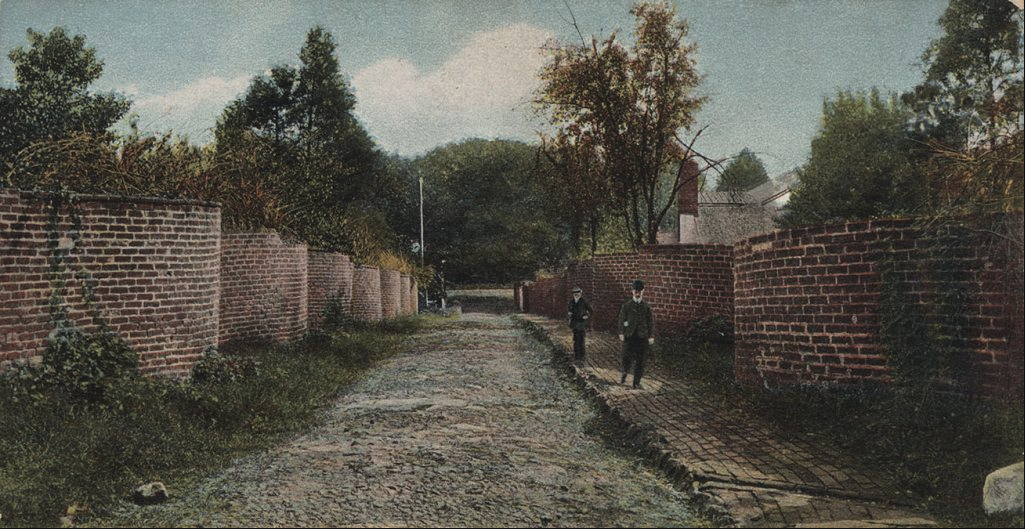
(0, 0, 948, 175)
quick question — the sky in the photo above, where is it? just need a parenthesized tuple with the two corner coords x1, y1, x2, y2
(0, 0, 950, 176)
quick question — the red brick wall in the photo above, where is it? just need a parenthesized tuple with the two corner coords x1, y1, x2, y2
(734, 217, 1023, 400)
(527, 277, 567, 321)
(307, 251, 352, 329)
(640, 244, 734, 336)
(1007, 216, 1024, 402)
(380, 268, 401, 319)
(351, 265, 383, 322)
(590, 253, 641, 332)
(542, 246, 734, 336)
(410, 277, 418, 314)
(0, 189, 220, 376)
(219, 232, 308, 346)
(399, 274, 411, 316)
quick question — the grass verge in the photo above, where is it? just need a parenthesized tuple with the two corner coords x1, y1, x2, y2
(0, 316, 428, 528)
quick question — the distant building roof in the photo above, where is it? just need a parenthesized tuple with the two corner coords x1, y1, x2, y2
(700, 170, 798, 208)
(698, 191, 747, 206)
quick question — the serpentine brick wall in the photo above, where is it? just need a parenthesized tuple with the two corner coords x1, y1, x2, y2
(219, 232, 308, 346)
(307, 251, 352, 329)
(0, 189, 220, 376)
(588, 254, 640, 332)
(410, 277, 419, 314)
(399, 274, 411, 316)
(639, 245, 734, 335)
(522, 222, 1021, 400)
(380, 268, 401, 319)
(351, 265, 383, 322)
(557, 246, 733, 336)
(734, 217, 1023, 400)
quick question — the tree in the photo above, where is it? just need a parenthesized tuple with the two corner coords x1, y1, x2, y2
(907, 0, 1024, 220)
(415, 139, 570, 284)
(536, 2, 710, 248)
(715, 148, 768, 193)
(908, 0, 1023, 148)
(214, 26, 390, 253)
(779, 90, 928, 228)
(537, 130, 612, 256)
(1, 27, 130, 170)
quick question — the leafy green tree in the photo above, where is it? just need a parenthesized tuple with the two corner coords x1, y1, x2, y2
(715, 148, 768, 193)
(415, 139, 570, 284)
(1, 27, 130, 172)
(537, 131, 613, 257)
(536, 1, 709, 248)
(907, 0, 1023, 219)
(908, 0, 1023, 148)
(779, 90, 928, 228)
(214, 26, 390, 253)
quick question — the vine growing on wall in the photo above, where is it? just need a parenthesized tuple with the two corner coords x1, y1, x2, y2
(880, 226, 973, 395)
(36, 190, 139, 402)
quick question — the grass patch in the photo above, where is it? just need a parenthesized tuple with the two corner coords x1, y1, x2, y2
(653, 334, 1024, 528)
(0, 316, 429, 528)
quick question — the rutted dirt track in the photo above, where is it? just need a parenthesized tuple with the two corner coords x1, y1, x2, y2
(106, 313, 708, 527)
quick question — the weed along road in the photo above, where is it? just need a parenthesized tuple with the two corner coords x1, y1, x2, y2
(103, 312, 709, 528)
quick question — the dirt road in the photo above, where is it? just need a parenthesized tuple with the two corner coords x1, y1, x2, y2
(103, 313, 708, 527)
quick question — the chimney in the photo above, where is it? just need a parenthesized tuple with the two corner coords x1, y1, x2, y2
(678, 160, 700, 243)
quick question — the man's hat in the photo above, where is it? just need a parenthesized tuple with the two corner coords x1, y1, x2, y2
(632, 279, 645, 291)
(571, 286, 582, 293)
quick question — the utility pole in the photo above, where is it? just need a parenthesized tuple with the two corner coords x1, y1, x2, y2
(419, 174, 427, 308)
(419, 175, 425, 266)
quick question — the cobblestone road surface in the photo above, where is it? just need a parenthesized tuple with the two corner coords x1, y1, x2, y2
(100, 313, 710, 527)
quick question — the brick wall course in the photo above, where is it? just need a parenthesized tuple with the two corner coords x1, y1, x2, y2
(219, 232, 308, 346)
(1, 189, 220, 376)
(400, 274, 411, 316)
(524, 245, 734, 338)
(734, 217, 1023, 400)
(522, 217, 1020, 401)
(307, 251, 352, 329)
(380, 268, 401, 319)
(351, 265, 383, 322)
(410, 277, 418, 314)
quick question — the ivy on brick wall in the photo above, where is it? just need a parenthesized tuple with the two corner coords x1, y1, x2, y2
(880, 227, 973, 394)
(37, 191, 139, 402)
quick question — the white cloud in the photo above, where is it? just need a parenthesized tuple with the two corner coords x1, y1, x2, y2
(130, 75, 251, 140)
(352, 24, 553, 155)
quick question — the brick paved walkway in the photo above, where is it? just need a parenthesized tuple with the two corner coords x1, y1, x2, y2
(520, 314, 941, 528)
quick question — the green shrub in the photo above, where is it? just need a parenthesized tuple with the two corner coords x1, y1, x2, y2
(685, 314, 734, 344)
(0, 318, 426, 527)
(22, 323, 141, 404)
(191, 346, 260, 385)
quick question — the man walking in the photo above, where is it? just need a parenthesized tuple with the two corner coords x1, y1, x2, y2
(618, 279, 654, 389)
(567, 286, 593, 363)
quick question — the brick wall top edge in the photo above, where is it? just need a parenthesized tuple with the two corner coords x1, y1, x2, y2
(640, 243, 734, 253)
(2, 186, 221, 210)
(735, 214, 1020, 249)
(590, 253, 635, 259)
(222, 231, 306, 248)
(308, 250, 351, 259)
(355, 264, 380, 271)
(736, 217, 918, 248)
